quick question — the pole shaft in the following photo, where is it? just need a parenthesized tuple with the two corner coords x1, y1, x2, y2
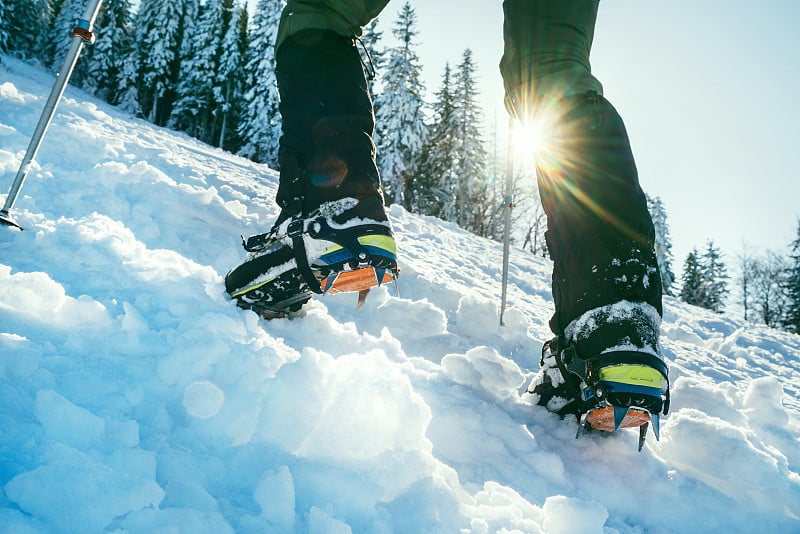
(1, 0, 104, 216)
(500, 118, 515, 326)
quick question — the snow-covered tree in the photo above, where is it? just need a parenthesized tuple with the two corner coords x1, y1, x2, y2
(783, 219, 800, 334)
(3, 0, 50, 61)
(134, 0, 196, 125)
(47, 0, 82, 71)
(682, 240, 729, 313)
(374, 1, 427, 206)
(214, 1, 248, 150)
(80, 0, 134, 102)
(115, 44, 141, 114)
(679, 248, 705, 308)
(514, 163, 548, 258)
(701, 240, 729, 313)
(170, 0, 230, 143)
(237, 0, 283, 166)
(452, 48, 491, 235)
(360, 18, 384, 105)
(0, 0, 8, 52)
(412, 62, 459, 218)
(647, 195, 676, 295)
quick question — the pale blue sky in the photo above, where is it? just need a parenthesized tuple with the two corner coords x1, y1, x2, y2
(374, 0, 800, 273)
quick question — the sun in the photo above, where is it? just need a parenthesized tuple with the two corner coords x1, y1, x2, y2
(508, 104, 564, 171)
(511, 121, 545, 159)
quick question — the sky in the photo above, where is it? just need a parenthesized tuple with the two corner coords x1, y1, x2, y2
(371, 0, 800, 276)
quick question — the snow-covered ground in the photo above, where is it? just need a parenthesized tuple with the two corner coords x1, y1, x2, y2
(1, 56, 799, 533)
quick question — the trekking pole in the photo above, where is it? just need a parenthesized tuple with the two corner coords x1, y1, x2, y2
(499, 118, 515, 326)
(0, 0, 104, 230)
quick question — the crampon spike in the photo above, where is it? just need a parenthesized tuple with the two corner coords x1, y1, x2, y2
(321, 273, 338, 294)
(392, 276, 400, 297)
(613, 406, 628, 431)
(650, 413, 661, 441)
(638, 422, 649, 452)
(357, 289, 370, 309)
(575, 416, 589, 440)
(374, 267, 386, 286)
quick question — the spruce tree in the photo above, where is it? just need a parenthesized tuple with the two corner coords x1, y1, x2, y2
(237, 0, 283, 166)
(214, 1, 248, 151)
(412, 63, 459, 218)
(647, 195, 676, 295)
(115, 43, 142, 114)
(170, 0, 230, 143)
(374, 1, 427, 206)
(701, 240, 729, 313)
(3, 0, 50, 61)
(134, 0, 196, 125)
(452, 48, 490, 236)
(360, 18, 384, 104)
(783, 219, 800, 334)
(80, 0, 134, 102)
(47, 0, 82, 71)
(0, 0, 8, 52)
(679, 248, 706, 307)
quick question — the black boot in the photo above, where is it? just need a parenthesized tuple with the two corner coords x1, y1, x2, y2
(226, 30, 397, 317)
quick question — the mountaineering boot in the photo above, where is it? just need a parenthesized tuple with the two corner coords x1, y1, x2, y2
(225, 196, 397, 318)
(530, 301, 670, 449)
(226, 26, 397, 318)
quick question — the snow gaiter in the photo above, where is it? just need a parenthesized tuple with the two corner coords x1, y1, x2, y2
(274, 29, 386, 223)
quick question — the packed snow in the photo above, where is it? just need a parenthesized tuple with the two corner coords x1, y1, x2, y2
(1, 56, 799, 533)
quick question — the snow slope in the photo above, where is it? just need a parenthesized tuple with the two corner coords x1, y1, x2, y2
(1, 56, 799, 533)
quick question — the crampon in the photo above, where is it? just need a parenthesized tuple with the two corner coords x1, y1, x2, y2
(226, 218, 398, 319)
(573, 354, 670, 451)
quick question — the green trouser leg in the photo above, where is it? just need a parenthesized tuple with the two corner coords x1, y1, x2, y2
(274, 0, 391, 222)
(501, 0, 662, 351)
(275, 29, 386, 221)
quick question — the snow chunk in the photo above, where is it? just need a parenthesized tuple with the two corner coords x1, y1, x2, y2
(0, 265, 110, 330)
(4, 445, 164, 533)
(376, 297, 448, 338)
(308, 507, 352, 534)
(542, 495, 608, 534)
(0, 82, 38, 104)
(34, 390, 105, 450)
(454, 294, 500, 339)
(442, 346, 525, 400)
(463, 481, 544, 534)
(254, 466, 295, 530)
(0, 507, 48, 534)
(252, 349, 435, 500)
(742, 376, 789, 428)
(658, 407, 800, 517)
(115, 508, 234, 534)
